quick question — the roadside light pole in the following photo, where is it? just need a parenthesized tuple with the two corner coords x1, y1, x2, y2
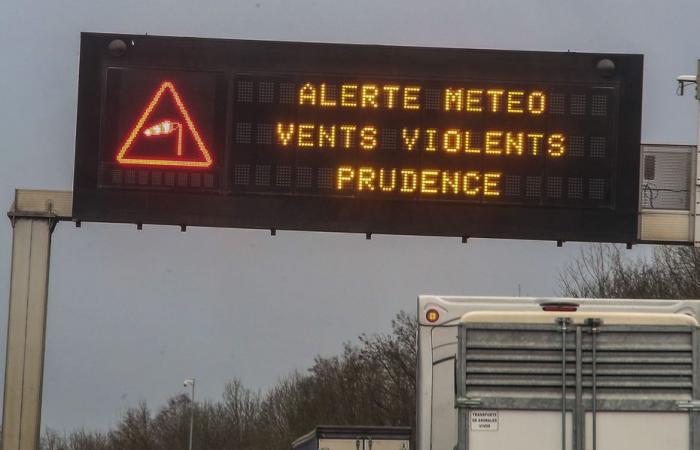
(183, 378, 195, 450)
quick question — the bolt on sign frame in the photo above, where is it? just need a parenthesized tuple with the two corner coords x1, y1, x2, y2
(73, 33, 643, 243)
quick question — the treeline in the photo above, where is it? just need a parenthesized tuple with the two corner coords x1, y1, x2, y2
(37, 311, 416, 450)
(559, 244, 700, 299)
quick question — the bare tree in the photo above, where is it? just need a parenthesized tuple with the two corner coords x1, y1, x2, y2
(108, 401, 155, 450)
(68, 429, 109, 450)
(559, 244, 700, 299)
(38, 312, 418, 450)
(358, 311, 416, 430)
(41, 428, 69, 450)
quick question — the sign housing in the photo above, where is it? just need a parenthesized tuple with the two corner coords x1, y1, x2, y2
(74, 33, 643, 242)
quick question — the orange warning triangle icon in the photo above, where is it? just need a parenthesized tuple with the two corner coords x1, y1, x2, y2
(116, 81, 214, 168)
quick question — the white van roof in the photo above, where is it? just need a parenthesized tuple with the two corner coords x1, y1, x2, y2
(459, 310, 699, 327)
(418, 295, 700, 326)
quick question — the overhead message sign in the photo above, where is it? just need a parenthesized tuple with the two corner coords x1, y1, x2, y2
(74, 33, 643, 242)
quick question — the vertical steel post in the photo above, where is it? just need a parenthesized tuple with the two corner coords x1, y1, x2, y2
(694, 60, 700, 246)
(456, 325, 469, 450)
(588, 319, 601, 450)
(574, 327, 583, 450)
(1, 190, 71, 450)
(691, 328, 700, 450)
(558, 317, 571, 450)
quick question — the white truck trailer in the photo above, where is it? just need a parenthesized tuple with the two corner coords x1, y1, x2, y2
(417, 295, 700, 450)
(292, 426, 410, 450)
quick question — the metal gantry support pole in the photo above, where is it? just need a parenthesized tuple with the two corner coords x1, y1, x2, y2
(2, 190, 72, 450)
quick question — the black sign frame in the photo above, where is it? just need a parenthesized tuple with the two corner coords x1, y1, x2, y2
(74, 32, 643, 243)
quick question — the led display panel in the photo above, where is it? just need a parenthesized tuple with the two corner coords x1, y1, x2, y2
(74, 33, 643, 243)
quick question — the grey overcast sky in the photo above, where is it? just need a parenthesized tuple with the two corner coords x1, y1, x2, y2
(1, 0, 699, 432)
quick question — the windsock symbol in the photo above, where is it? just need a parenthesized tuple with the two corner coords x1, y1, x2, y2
(143, 120, 180, 137)
(143, 120, 184, 156)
